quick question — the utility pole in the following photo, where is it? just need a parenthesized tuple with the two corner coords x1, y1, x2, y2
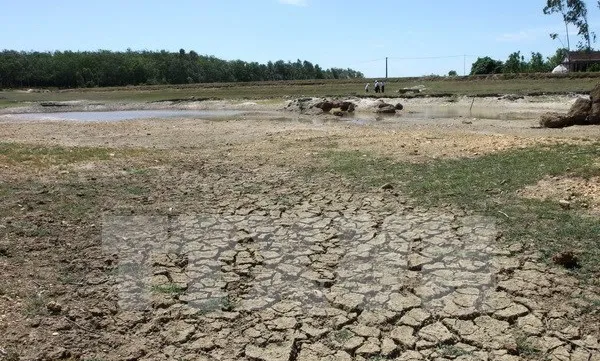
(463, 54, 466, 76)
(385, 57, 388, 79)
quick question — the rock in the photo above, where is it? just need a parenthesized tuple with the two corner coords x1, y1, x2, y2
(590, 83, 600, 102)
(395, 103, 404, 110)
(333, 111, 344, 117)
(540, 112, 573, 128)
(552, 251, 580, 269)
(314, 101, 334, 112)
(245, 342, 295, 361)
(47, 347, 70, 359)
(380, 183, 394, 190)
(568, 97, 592, 123)
(498, 94, 524, 101)
(376, 105, 396, 114)
(559, 199, 571, 209)
(390, 326, 417, 348)
(588, 102, 600, 124)
(46, 301, 62, 315)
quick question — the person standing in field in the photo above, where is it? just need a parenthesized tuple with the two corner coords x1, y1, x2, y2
(365, 82, 369, 93)
(381, 81, 385, 93)
(374, 80, 379, 93)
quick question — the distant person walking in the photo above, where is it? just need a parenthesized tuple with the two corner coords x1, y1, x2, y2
(365, 83, 369, 93)
(374, 80, 380, 93)
(381, 81, 385, 93)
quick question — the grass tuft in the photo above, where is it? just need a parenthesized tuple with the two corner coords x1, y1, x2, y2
(321, 143, 600, 277)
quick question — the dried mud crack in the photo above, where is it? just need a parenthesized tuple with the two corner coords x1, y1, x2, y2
(0, 104, 599, 361)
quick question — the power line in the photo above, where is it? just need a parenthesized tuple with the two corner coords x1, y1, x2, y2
(387, 55, 476, 60)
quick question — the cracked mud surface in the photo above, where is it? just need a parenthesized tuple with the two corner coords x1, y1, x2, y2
(1, 100, 599, 361)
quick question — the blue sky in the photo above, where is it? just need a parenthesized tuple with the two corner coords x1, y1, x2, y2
(2, 0, 599, 77)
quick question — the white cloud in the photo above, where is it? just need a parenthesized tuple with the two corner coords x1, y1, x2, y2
(278, 0, 308, 6)
(496, 29, 541, 43)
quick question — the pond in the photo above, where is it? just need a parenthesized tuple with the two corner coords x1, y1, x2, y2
(0, 110, 244, 122)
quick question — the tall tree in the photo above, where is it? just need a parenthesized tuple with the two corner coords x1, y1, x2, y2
(544, 0, 594, 50)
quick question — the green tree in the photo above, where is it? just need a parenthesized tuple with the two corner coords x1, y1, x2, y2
(470, 57, 504, 75)
(544, 0, 594, 50)
(448, 70, 458, 76)
(504, 51, 527, 73)
(529, 52, 551, 72)
(547, 48, 569, 67)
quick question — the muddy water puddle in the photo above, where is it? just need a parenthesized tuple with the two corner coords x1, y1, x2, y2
(0, 109, 244, 122)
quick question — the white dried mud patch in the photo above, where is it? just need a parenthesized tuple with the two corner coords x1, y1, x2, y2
(518, 175, 600, 214)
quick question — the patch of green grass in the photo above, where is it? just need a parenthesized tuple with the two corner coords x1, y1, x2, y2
(0, 142, 140, 168)
(2, 74, 600, 103)
(333, 329, 353, 342)
(24, 294, 47, 316)
(515, 335, 542, 357)
(194, 296, 236, 315)
(321, 143, 600, 277)
(151, 283, 186, 296)
(437, 345, 471, 358)
(125, 186, 146, 196)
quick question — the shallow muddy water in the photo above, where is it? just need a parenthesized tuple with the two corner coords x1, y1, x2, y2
(0, 109, 244, 122)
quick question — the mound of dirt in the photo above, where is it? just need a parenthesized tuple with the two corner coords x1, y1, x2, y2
(540, 83, 600, 128)
(517, 175, 600, 214)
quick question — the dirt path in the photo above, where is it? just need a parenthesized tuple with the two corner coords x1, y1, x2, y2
(0, 97, 599, 361)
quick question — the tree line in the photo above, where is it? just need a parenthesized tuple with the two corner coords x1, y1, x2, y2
(469, 48, 570, 75)
(0, 49, 364, 88)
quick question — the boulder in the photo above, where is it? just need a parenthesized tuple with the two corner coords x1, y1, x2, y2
(587, 102, 600, 124)
(395, 103, 404, 111)
(590, 83, 600, 103)
(314, 101, 334, 112)
(540, 112, 573, 128)
(567, 97, 591, 124)
(376, 105, 397, 114)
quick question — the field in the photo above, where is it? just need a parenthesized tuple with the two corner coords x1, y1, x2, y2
(1, 78, 600, 361)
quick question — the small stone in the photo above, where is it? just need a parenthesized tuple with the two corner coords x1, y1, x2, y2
(46, 301, 62, 315)
(559, 200, 571, 209)
(381, 183, 394, 190)
(397, 350, 424, 360)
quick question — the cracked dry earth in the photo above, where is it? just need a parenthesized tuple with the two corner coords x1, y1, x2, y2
(0, 114, 600, 361)
(100, 196, 600, 361)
